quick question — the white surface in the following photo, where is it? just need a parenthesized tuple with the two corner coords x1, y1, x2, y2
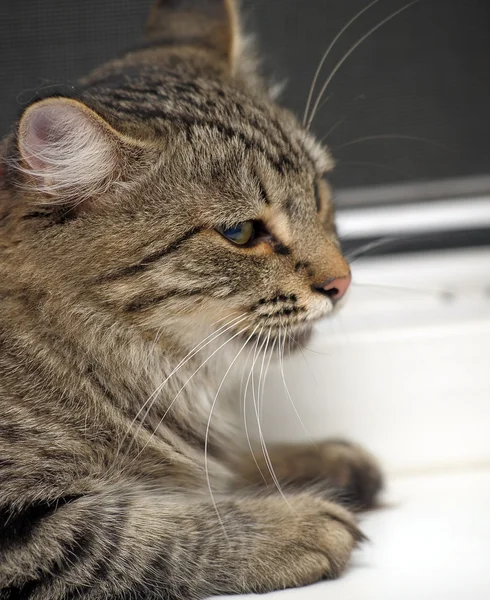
(336, 195, 490, 238)
(221, 468, 490, 600)
(250, 247, 490, 472)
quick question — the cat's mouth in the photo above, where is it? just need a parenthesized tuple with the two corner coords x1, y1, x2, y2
(242, 322, 314, 351)
(248, 292, 334, 329)
(234, 293, 333, 349)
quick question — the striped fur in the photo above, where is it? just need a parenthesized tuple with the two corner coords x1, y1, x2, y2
(0, 1, 382, 598)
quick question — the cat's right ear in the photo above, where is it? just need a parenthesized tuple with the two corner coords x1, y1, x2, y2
(146, 0, 241, 72)
(17, 97, 142, 204)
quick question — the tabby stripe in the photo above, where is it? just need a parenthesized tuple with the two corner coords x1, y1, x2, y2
(85, 363, 122, 408)
(0, 495, 83, 550)
(168, 116, 296, 173)
(273, 242, 291, 255)
(93, 71, 302, 163)
(234, 103, 303, 164)
(21, 211, 52, 220)
(101, 107, 296, 175)
(162, 413, 223, 458)
(135, 553, 174, 600)
(283, 196, 296, 217)
(81, 67, 181, 89)
(88, 511, 127, 584)
(95, 88, 301, 171)
(125, 288, 205, 313)
(20, 208, 76, 226)
(49, 525, 96, 579)
(99, 90, 208, 115)
(54, 499, 128, 585)
(96, 227, 203, 283)
(98, 89, 168, 102)
(5, 500, 129, 598)
(94, 93, 296, 172)
(61, 586, 97, 600)
(253, 172, 270, 205)
(2, 582, 39, 599)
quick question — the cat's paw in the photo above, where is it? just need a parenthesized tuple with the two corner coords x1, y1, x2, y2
(238, 439, 383, 510)
(247, 493, 364, 591)
(318, 439, 384, 510)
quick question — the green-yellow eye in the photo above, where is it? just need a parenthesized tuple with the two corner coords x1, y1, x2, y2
(217, 221, 255, 245)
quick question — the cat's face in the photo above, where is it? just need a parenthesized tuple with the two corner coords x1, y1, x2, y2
(6, 0, 351, 348)
(135, 112, 348, 347)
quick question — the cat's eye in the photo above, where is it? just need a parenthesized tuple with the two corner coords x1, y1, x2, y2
(216, 221, 255, 245)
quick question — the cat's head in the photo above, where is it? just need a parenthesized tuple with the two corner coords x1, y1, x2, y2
(4, 0, 350, 348)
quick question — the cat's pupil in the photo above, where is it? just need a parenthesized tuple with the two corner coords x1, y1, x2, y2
(218, 220, 255, 245)
(227, 225, 243, 236)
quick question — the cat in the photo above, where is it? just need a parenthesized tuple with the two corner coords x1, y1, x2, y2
(0, 1, 383, 598)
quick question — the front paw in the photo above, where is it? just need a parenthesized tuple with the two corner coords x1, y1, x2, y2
(244, 493, 364, 591)
(318, 439, 384, 510)
(237, 439, 383, 511)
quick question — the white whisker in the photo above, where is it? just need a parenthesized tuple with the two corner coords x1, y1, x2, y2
(307, 0, 421, 130)
(256, 329, 271, 423)
(240, 337, 257, 411)
(148, 324, 166, 356)
(259, 335, 277, 421)
(303, 0, 383, 126)
(204, 325, 260, 539)
(243, 332, 268, 485)
(344, 235, 400, 261)
(118, 315, 249, 465)
(128, 323, 251, 468)
(285, 330, 319, 388)
(320, 117, 347, 143)
(279, 328, 318, 449)
(334, 133, 448, 152)
(252, 330, 296, 512)
(318, 94, 366, 143)
(134, 314, 247, 428)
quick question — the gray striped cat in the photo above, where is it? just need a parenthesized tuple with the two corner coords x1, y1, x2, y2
(0, 1, 382, 598)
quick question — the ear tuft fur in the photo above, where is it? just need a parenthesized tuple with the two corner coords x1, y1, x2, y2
(17, 98, 125, 203)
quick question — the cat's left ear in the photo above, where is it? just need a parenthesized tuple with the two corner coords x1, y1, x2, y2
(146, 0, 241, 72)
(17, 97, 140, 203)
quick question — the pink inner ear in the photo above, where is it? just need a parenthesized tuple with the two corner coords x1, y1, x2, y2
(21, 104, 76, 173)
(31, 108, 61, 143)
(18, 99, 119, 199)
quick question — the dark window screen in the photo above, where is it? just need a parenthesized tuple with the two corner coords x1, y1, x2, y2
(1, 0, 489, 191)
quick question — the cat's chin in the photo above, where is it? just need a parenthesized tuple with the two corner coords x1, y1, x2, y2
(284, 326, 314, 354)
(243, 325, 314, 355)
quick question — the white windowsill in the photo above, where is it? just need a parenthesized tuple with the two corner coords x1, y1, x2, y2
(219, 467, 490, 600)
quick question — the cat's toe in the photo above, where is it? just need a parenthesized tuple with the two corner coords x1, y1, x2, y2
(248, 494, 364, 590)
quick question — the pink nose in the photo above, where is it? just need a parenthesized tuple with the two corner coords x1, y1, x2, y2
(321, 273, 352, 301)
